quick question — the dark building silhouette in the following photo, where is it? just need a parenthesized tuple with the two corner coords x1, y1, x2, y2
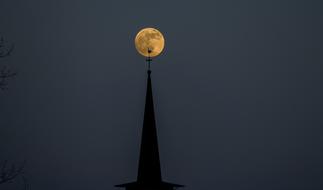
(115, 69, 183, 190)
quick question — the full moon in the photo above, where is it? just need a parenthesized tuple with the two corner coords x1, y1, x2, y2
(135, 27, 165, 57)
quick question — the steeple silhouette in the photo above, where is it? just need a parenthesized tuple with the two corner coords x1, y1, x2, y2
(115, 70, 183, 190)
(137, 70, 161, 183)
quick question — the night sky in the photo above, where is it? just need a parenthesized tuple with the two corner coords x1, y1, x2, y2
(1, 0, 323, 190)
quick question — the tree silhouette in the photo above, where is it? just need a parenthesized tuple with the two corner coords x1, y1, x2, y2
(0, 35, 26, 189)
(0, 36, 16, 90)
(0, 160, 25, 185)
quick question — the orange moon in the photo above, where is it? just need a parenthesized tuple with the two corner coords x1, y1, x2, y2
(135, 28, 165, 57)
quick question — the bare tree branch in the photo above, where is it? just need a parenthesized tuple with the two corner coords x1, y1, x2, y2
(0, 36, 14, 58)
(0, 36, 16, 90)
(0, 160, 25, 185)
(0, 65, 17, 90)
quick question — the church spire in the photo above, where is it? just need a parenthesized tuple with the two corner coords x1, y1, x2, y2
(137, 70, 162, 183)
(116, 30, 183, 188)
(115, 69, 183, 189)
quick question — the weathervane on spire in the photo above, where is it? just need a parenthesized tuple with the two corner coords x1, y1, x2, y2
(134, 27, 165, 72)
(147, 48, 152, 71)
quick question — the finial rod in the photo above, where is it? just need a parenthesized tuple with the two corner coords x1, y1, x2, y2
(146, 48, 152, 72)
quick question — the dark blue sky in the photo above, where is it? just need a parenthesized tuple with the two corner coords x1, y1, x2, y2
(1, 0, 323, 190)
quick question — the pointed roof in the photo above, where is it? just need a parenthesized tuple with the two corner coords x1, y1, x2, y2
(115, 70, 183, 189)
(137, 70, 162, 183)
